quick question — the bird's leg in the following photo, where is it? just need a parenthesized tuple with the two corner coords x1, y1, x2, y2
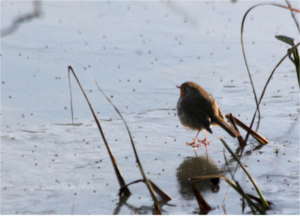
(198, 131, 210, 147)
(187, 130, 201, 147)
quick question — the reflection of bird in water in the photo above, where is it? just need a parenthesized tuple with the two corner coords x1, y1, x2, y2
(176, 156, 227, 200)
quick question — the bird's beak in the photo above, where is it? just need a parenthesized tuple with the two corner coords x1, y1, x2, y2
(176, 86, 181, 89)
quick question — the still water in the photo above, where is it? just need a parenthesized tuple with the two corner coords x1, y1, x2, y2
(1, 1, 299, 214)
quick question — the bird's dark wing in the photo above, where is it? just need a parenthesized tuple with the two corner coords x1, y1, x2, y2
(182, 98, 212, 133)
(218, 107, 225, 120)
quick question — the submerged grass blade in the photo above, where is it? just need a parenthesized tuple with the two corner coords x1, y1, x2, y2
(236, 181, 258, 215)
(246, 193, 274, 206)
(94, 80, 166, 214)
(223, 113, 268, 206)
(190, 174, 237, 189)
(218, 136, 269, 209)
(223, 148, 234, 181)
(190, 174, 265, 214)
(68, 66, 131, 196)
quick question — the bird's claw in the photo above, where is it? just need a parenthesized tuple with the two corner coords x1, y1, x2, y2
(186, 142, 200, 148)
(198, 139, 210, 146)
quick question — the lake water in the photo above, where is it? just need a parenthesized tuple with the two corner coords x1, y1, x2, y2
(1, 0, 299, 214)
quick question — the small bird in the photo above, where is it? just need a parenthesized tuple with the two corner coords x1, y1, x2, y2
(176, 81, 239, 147)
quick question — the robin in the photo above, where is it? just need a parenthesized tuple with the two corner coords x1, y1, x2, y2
(176, 81, 239, 147)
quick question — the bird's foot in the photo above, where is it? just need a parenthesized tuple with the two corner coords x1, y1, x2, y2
(186, 141, 200, 148)
(198, 138, 210, 147)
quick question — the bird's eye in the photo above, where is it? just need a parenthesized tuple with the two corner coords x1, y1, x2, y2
(184, 87, 187, 91)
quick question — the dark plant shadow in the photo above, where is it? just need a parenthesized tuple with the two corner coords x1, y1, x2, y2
(113, 197, 175, 215)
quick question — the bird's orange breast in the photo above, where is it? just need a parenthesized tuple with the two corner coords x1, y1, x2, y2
(179, 86, 187, 98)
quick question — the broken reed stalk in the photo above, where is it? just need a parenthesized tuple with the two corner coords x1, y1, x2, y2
(225, 114, 268, 145)
(190, 174, 267, 214)
(94, 80, 165, 214)
(240, 3, 300, 132)
(218, 136, 269, 209)
(225, 113, 245, 147)
(68, 66, 131, 196)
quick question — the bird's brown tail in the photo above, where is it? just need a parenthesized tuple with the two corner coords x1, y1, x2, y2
(214, 117, 239, 138)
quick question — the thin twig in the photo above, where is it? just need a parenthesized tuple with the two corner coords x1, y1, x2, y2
(93, 80, 163, 214)
(223, 148, 234, 180)
(68, 69, 76, 134)
(241, 3, 300, 132)
(223, 4, 300, 206)
(68, 66, 131, 196)
(244, 43, 300, 144)
(285, 0, 300, 33)
(241, 6, 261, 132)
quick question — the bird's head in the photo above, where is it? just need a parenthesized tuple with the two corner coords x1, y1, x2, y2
(176, 82, 198, 98)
